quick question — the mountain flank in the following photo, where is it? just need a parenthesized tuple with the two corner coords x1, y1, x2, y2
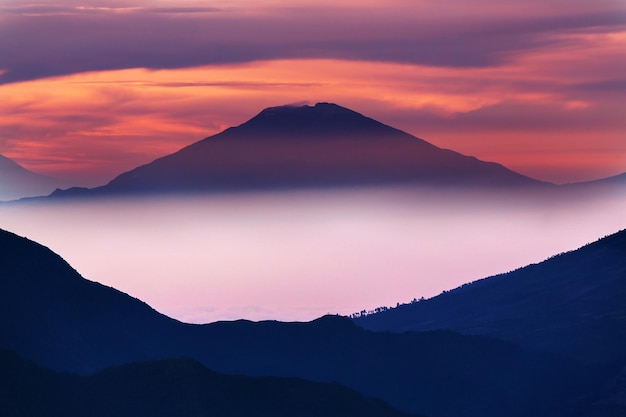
(0, 154, 68, 201)
(355, 229, 626, 366)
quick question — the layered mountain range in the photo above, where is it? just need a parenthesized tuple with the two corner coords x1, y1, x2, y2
(2, 102, 625, 417)
(0, 349, 418, 417)
(2, 227, 625, 416)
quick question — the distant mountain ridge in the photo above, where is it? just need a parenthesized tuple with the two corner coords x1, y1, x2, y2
(53, 103, 546, 197)
(0, 228, 592, 417)
(564, 171, 626, 188)
(0, 154, 67, 201)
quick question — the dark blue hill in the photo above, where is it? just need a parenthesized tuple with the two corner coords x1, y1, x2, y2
(0, 228, 607, 417)
(0, 349, 419, 417)
(355, 230, 626, 367)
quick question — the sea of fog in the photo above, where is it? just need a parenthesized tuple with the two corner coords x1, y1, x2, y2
(1, 187, 625, 323)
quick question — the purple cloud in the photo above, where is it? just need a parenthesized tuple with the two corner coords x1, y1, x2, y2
(0, 4, 624, 84)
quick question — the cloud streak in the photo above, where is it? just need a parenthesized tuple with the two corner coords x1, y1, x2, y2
(1, 1, 624, 84)
(1, 53, 624, 184)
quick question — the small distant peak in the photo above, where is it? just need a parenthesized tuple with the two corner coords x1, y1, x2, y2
(310, 314, 358, 329)
(49, 187, 90, 198)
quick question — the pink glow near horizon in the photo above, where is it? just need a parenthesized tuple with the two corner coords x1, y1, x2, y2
(1, 189, 625, 323)
(0, 1, 624, 185)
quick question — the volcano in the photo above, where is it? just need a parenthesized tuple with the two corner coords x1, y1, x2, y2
(56, 103, 545, 197)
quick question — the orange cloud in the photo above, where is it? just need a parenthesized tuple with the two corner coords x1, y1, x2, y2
(1, 39, 624, 185)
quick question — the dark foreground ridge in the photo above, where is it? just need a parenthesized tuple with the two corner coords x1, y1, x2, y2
(51, 102, 546, 198)
(0, 349, 418, 417)
(1, 228, 622, 417)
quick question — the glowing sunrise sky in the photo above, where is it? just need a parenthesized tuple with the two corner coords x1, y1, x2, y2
(0, 0, 625, 185)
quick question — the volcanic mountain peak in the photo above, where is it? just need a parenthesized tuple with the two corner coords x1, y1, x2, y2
(253, 102, 348, 118)
(56, 102, 545, 197)
(216, 102, 411, 141)
(248, 102, 365, 122)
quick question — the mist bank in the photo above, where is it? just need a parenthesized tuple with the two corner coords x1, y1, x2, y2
(1, 186, 625, 323)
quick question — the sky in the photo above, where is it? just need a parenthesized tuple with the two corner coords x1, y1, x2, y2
(0, 0, 625, 185)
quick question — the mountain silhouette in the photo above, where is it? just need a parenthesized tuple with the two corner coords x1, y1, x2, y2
(355, 230, 626, 367)
(0, 228, 592, 417)
(0, 154, 67, 201)
(566, 172, 626, 189)
(53, 103, 545, 197)
(0, 228, 187, 373)
(0, 349, 418, 417)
